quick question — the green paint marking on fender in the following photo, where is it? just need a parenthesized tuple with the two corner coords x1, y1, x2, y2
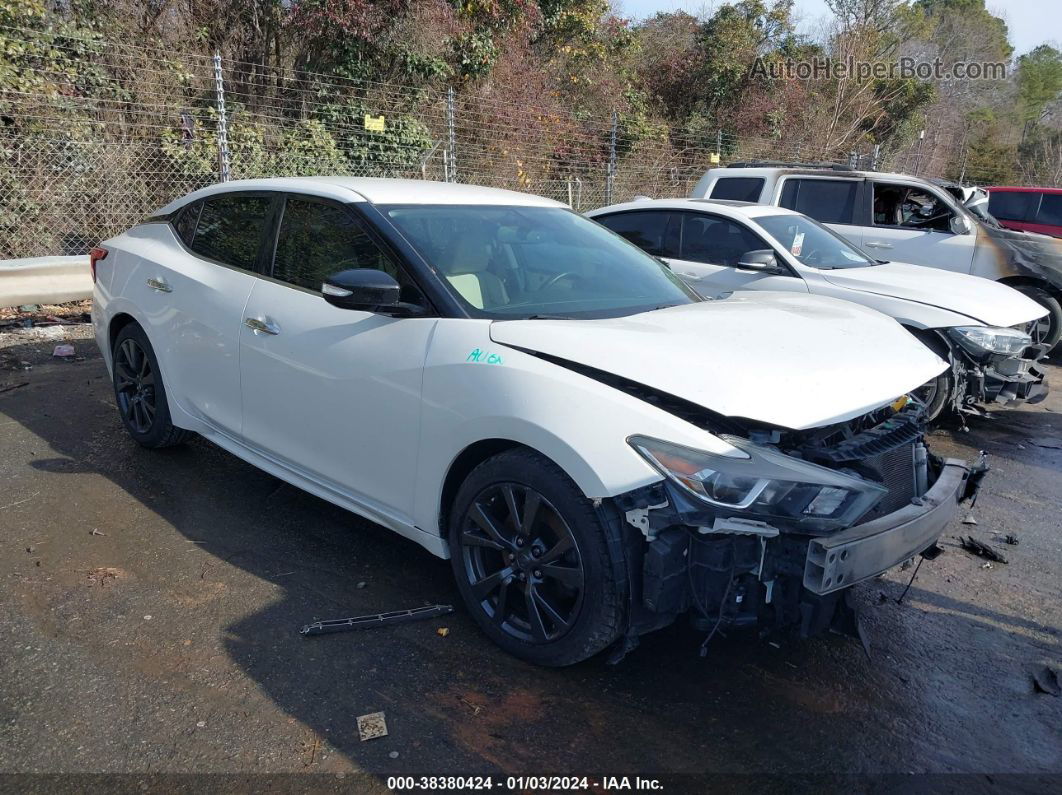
(466, 348, 504, 365)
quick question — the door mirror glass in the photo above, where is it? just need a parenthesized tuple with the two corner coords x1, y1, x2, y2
(322, 269, 401, 311)
(949, 214, 973, 235)
(737, 249, 781, 272)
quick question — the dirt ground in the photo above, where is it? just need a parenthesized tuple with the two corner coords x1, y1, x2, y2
(0, 324, 1059, 786)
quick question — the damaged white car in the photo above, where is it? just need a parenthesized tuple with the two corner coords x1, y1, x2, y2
(589, 199, 1049, 422)
(92, 177, 983, 666)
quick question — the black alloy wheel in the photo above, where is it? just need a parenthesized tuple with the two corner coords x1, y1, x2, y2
(114, 337, 156, 434)
(111, 322, 191, 448)
(458, 483, 584, 644)
(448, 448, 626, 666)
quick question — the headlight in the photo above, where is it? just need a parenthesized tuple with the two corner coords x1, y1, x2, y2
(629, 435, 886, 532)
(948, 326, 1031, 357)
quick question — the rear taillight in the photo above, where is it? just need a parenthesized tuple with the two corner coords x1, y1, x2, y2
(89, 246, 108, 283)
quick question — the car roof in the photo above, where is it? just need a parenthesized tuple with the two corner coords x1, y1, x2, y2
(156, 177, 566, 214)
(706, 165, 933, 184)
(587, 197, 802, 220)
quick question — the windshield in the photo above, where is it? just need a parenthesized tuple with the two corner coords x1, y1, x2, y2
(381, 204, 698, 318)
(755, 214, 876, 270)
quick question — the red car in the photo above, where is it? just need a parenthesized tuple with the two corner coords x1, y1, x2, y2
(986, 186, 1062, 238)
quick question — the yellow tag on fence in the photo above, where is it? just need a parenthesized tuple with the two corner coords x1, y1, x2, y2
(710, 152, 720, 164)
(364, 115, 386, 132)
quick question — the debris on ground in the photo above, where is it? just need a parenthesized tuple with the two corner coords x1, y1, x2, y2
(436, 627, 450, 637)
(356, 581, 367, 589)
(0, 299, 91, 330)
(52, 344, 75, 358)
(90, 528, 106, 536)
(356, 711, 388, 741)
(85, 567, 123, 587)
(961, 514, 978, 525)
(1029, 438, 1062, 451)
(389, 751, 399, 759)
(300, 604, 454, 637)
(958, 535, 1008, 564)
(0, 381, 29, 394)
(1004, 534, 1019, 545)
(1033, 666, 1060, 697)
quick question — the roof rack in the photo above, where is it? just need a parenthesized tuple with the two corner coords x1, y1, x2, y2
(726, 160, 856, 171)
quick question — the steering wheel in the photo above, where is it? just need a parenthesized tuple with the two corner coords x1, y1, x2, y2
(540, 271, 582, 291)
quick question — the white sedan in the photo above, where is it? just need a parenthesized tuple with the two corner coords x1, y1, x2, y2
(588, 198, 1049, 421)
(92, 177, 978, 665)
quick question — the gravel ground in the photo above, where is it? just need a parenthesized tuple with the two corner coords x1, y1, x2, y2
(0, 322, 1059, 786)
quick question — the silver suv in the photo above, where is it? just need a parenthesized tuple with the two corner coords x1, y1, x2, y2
(691, 163, 1062, 347)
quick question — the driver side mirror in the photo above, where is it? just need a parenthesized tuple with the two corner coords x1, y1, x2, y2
(737, 250, 784, 274)
(322, 269, 424, 316)
(949, 214, 973, 235)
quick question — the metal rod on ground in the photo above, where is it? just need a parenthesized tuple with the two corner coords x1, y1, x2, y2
(896, 556, 924, 605)
(212, 52, 230, 183)
(300, 604, 454, 637)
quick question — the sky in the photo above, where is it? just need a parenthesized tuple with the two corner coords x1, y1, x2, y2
(614, 0, 1060, 57)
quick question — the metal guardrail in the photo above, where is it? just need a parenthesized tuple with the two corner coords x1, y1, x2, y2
(0, 256, 92, 308)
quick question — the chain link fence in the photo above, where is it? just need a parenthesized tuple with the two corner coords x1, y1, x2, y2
(0, 26, 895, 260)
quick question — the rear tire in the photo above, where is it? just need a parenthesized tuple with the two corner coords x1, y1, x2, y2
(1013, 285, 1062, 349)
(112, 323, 192, 448)
(448, 448, 626, 666)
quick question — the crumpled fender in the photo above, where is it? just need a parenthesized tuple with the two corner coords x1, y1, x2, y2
(973, 224, 1062, 290)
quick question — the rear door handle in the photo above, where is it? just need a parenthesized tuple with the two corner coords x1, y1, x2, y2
(146, 278, 172, 292)
(864, 241, 893, 249)
(243, 317, 281, 336)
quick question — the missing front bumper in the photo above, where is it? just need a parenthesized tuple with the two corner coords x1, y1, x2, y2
(803, 458, 970, 595)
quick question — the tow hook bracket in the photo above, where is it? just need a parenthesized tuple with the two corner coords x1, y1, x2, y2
(625, 500, 669, 539)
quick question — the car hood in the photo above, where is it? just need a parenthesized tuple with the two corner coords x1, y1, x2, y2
(489, 293, 947, 430)
(819, 261, 1046, 327)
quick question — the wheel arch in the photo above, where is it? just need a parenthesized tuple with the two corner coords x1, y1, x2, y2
(998, 274, 1062, 301)
(436, 435, 621, 541)
(108, 311, 140, 354)
(438, 438, 534, 537)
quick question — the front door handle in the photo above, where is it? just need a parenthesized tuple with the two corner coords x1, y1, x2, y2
(243, 317, 281, 336)
(146, 278, 172, 292)
(864, 240, 893, 249)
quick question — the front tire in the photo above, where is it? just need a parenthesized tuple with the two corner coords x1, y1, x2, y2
(1013, 285, 1062, 350)
(908, 328, 956, 422)
(448, 448, 626, 666)
(112, 323, 192, 448)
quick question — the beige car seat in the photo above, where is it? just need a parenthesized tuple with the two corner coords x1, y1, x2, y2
(440, 229, 509, 309)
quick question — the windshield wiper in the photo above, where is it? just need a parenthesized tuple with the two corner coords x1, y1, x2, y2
(526, 313, 573, 320)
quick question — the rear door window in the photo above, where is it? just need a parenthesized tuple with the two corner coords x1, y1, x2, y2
(188, 195, 273, 271)
(777, 178, 858, 225)
(272, 197, 401, 291)
(1035, 194, 1062, 226)
(709, 177, 765, 202)
(678, 213, 770, 266)
(173, 201, 202, 246)
(594, 210, 674, 256)
(988, 190, 1036, 222)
